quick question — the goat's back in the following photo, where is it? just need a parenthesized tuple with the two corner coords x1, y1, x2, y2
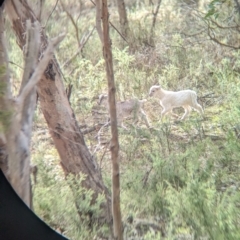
(117, 99, 141, 117)
(161, 90, 197, 108)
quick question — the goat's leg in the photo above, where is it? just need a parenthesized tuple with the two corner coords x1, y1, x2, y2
(187, 106, 192, 111)
(193, 103, 204, 115)
(140, 109, 150, 128)
(161, 108, 171, 120)
(170, 110, 179, 119)
(181, 107, 190, 120)
(118, 118, 128, 130)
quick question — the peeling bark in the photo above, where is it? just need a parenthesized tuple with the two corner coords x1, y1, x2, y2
(5, 0, 112, 229)
(6, 20, 40, 207)
(6, 20, 64, 207)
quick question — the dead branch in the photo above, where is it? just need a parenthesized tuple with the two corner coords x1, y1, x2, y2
(181, 29, 206, 37)
(82, 123, 103, 134)
(150, 0, 162, 45)
(200, 92, 216, 98)
(109, 21, 128, 44)
(17, 32, 66, 107)
(8, 61, 23, 69)
(95, 0, 103, 44)
(7, 20, 41, 207)
(20, 21, 41, 92)
(234, 0, 240, 15)
(7, 20, 65, 207)
(210, 18, 240, 30)
(207, 25, 240, 50)
(92, 0, 128, 44)
(60, 0, 81, 47)
(142, 166, 153, 187)
(62, 26, 95, 68)
(99, 141, 110, 170)
(43, 0, 59, 28)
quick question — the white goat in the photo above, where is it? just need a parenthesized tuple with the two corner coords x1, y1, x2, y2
(149, 85, 204, 120)
(98, 94, 150, 128)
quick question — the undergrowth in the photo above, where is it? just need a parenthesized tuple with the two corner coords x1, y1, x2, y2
(6, 0, 240, 239)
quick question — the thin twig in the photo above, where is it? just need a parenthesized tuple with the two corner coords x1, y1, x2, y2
(82, 123, 103, 134)
(43, 0, 59, 28)
(181, 29, 206, 37)
(91, 0, 129, 44)
(142, 166, 153, 187)
(210, 19, 240, 30)
(150, 0, 162, 36)
(9, 61, 23, 69)
(62, 26, 95, 68)
(60, 0, 81, 47)
(207, 25, 240, 49)
(109, 22, 128, 44)
(99, 142, 110, 171)
(234, 0, 240, 15)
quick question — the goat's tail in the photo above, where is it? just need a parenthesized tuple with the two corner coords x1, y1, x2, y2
(190, 92, 198, 105)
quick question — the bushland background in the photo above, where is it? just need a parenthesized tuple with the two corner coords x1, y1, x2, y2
(4, 0, 240, 239)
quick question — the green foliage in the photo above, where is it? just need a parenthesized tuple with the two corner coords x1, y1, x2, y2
(5, 0, 240, 239)
(32, 145, 108, 239)
(205, 0, 222, 19)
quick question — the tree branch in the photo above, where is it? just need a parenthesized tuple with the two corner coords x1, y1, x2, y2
(9, 61, 23, 69)
(17, 32, 66, 107)
(95, 0, 103, 44)
(207, 25, 240, 50)
(101, 0, 122, 238)
(149, 0, 162, 45)
(92, 0, 128, 44)
(234, 0, 240, 15)
(60, 0, 81, 47)
(210, 18, 240, 30)
(43, 0, 59, 28)
(62, 26, 95, 68)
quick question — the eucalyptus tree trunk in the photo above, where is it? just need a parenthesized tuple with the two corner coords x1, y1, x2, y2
(0, 6, 10, 177)
(0, 4, 64, 207)
(96, 0, 123, 238)
(6, 21, 64, 207)
(116, 0, 129, 38)
(6, 21, 40, 207)
(5, 0, 112, 228)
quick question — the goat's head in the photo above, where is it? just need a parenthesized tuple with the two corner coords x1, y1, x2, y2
(98, 94, 108, 105)
(149, 85, 161, 97)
